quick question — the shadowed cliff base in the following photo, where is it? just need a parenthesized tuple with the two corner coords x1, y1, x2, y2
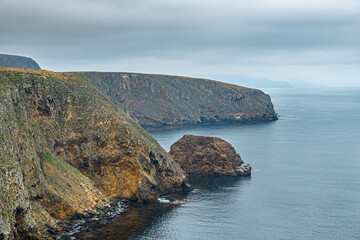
(72, 72, 278, 129)
(60, 176, 247, 240)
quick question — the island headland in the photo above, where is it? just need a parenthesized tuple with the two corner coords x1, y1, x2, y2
(72, 72, 278, 129)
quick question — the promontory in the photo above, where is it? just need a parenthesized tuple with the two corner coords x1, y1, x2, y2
(0, 67, 187, 239)
(72, 72, 278, 129)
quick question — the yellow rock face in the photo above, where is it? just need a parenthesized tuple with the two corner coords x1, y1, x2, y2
(0, 67, 187, 239)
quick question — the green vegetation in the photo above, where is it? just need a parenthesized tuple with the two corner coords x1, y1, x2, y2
(0, 210, 14, 220)
(44, 153, 55, 164)
(0, 67, 186, 239)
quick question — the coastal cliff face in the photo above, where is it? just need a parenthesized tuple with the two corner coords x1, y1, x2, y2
(0, 67, 187, 239)
(170, 135, 251, 176)
(0, 54, 41, 70)
(73, 72, 278, 129)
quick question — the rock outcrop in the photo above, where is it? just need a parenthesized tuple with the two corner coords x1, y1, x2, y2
(72, 72, 278, 129)
(0, 54, 41, 70)
(170, 135, 251, 176)
(0, 67, 187, 239)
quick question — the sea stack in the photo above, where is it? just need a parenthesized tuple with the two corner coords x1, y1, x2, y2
(170, 135, 251, 176)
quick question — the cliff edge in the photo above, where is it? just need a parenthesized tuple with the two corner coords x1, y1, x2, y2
(73, 72, 278, 129)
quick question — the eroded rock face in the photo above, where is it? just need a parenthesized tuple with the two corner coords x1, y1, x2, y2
(0, 67, 187, 239)
(73, 72, 278, 129)
(170, 135, 251, 177)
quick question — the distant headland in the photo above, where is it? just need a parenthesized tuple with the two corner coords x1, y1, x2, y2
(0, 54, 41, 70)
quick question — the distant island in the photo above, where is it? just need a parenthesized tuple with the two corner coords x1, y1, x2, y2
(234, 78, 292, 88)
(0, 54, 41, 70)
(208, 74, 293, 89)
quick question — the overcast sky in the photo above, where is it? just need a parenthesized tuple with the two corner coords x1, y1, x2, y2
(1, 0, 359, 87)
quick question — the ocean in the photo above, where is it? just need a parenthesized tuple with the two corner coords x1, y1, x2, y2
(68, 88, 360, 240)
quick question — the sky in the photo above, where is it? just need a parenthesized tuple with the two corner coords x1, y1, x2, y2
(1, 0, 360, 87)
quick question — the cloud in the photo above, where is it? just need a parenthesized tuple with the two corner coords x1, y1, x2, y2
(0, 0, 359, 86)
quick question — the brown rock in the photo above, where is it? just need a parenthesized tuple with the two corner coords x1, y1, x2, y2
(0, 67, 187, 239)
(170, 135, 251, 176)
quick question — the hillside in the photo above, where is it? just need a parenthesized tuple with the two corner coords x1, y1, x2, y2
(0, 54, 41, 70)
(0, 67, 187, 239)
(73, 72, 278, 129)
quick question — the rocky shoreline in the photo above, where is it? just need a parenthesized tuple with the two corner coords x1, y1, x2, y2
(60, 174, 250, 240)
(57, 198, 128, 239)
(58, 193, 188, 240)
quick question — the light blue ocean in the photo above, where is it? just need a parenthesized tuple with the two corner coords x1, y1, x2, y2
(69, 88, 360, 240)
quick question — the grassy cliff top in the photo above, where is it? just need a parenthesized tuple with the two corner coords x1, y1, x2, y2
(70, 71, 260, 91)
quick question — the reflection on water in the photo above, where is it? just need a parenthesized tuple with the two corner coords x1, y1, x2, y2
(69, 203, 176, 240)
(133, 176, 252, 240)
(187, 175, 250, 190)
(67, 176, 248, 240)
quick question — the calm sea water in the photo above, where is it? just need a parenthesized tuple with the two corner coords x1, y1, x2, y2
(70, 88, 360, 240)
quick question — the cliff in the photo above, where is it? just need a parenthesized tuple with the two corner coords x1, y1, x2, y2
(72, 72, 278, 129)
(0, 54, 41, 70)
(0, 67, 187, 239)
(170, 135, 251, 176)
